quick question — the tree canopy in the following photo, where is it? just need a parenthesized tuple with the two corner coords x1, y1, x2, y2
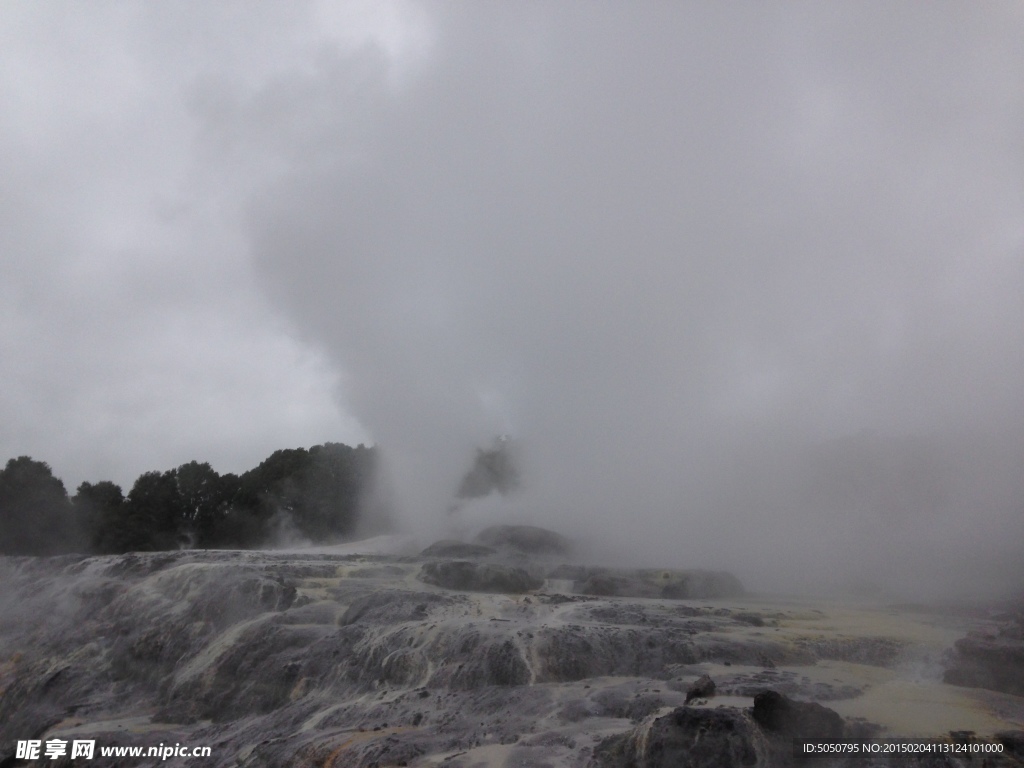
(0, 443, 378, 556)
(0, 457, 77, 555)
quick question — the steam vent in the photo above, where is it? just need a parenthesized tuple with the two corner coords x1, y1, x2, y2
(2, 526, 1022, 767)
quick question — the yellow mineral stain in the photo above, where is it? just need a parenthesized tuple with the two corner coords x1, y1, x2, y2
(829, 677, 1022, 738)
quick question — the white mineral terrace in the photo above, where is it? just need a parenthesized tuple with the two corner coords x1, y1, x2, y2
(1, 530, 1021, 767)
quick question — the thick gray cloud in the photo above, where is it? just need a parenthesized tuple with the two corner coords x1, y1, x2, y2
(0, 2, 369, 489)
(3, 3, 1021, 597)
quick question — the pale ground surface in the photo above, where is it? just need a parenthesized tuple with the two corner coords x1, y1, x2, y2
(676, 595, 1022, 738)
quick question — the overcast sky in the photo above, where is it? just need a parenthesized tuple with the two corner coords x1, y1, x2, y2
(2, 2, 1022, 595)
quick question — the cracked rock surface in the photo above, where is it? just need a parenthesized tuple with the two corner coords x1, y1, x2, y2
(1, 534, 1022, 767)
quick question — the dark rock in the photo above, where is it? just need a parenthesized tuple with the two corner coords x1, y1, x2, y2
(943, 622, 1024, 696)
(418, 560, 543, 593)
(473, 525, 571, 556)
(751, 690, 844, 740)
(995, 730, 1024, 760)
(949, 729, 976, 744)
(685, 673, 716, 703)
(593, 706, 767, 768)
(420, 539, 497, 558)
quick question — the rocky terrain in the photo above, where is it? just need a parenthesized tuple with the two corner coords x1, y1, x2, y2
(0, 525, 1021, 767)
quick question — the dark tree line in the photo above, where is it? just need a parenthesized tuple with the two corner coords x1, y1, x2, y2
(0, 443, 377, 556)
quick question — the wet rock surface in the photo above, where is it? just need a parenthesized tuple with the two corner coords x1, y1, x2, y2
(751, 689, 844, 739)
(548, 564, 745, 600)
(593, 705, 769, 768)
(420, 539, 498, 558)
(592, 701, 1024, 768)
(418, 560, 544, 593)
(473, 524, 572, 556)
(0, 539, 1022, 767)
(685, 673, 716, 704)
(944, 611, 1024, 697)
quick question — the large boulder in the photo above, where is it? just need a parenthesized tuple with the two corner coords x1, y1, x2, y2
(593, 706, 768, 768)
(418, 560, 543, 593)
(751, 690, 844, 740)
(685, 673, 716, 703)
(995, 731, 1024, 762)
(420, 539, 497, 558)
(473, 524, 571, 556)
(943, 616, 1024, 697)
(595, 692, 849, 768)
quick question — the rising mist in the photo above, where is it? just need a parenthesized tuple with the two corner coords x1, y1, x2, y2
(214, 4, 1024, 600)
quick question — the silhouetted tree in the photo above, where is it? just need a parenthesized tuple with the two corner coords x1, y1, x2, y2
(0, 456, 77, 555)
(232, 443, 371, 544)
(175, 461, 241, 547)
(73, 480, 125, 554)
(120, 470, 184, 551)
(297, 443, 371, 540)
(231, 447, 309, 544)
(1, 441, 379, 555)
